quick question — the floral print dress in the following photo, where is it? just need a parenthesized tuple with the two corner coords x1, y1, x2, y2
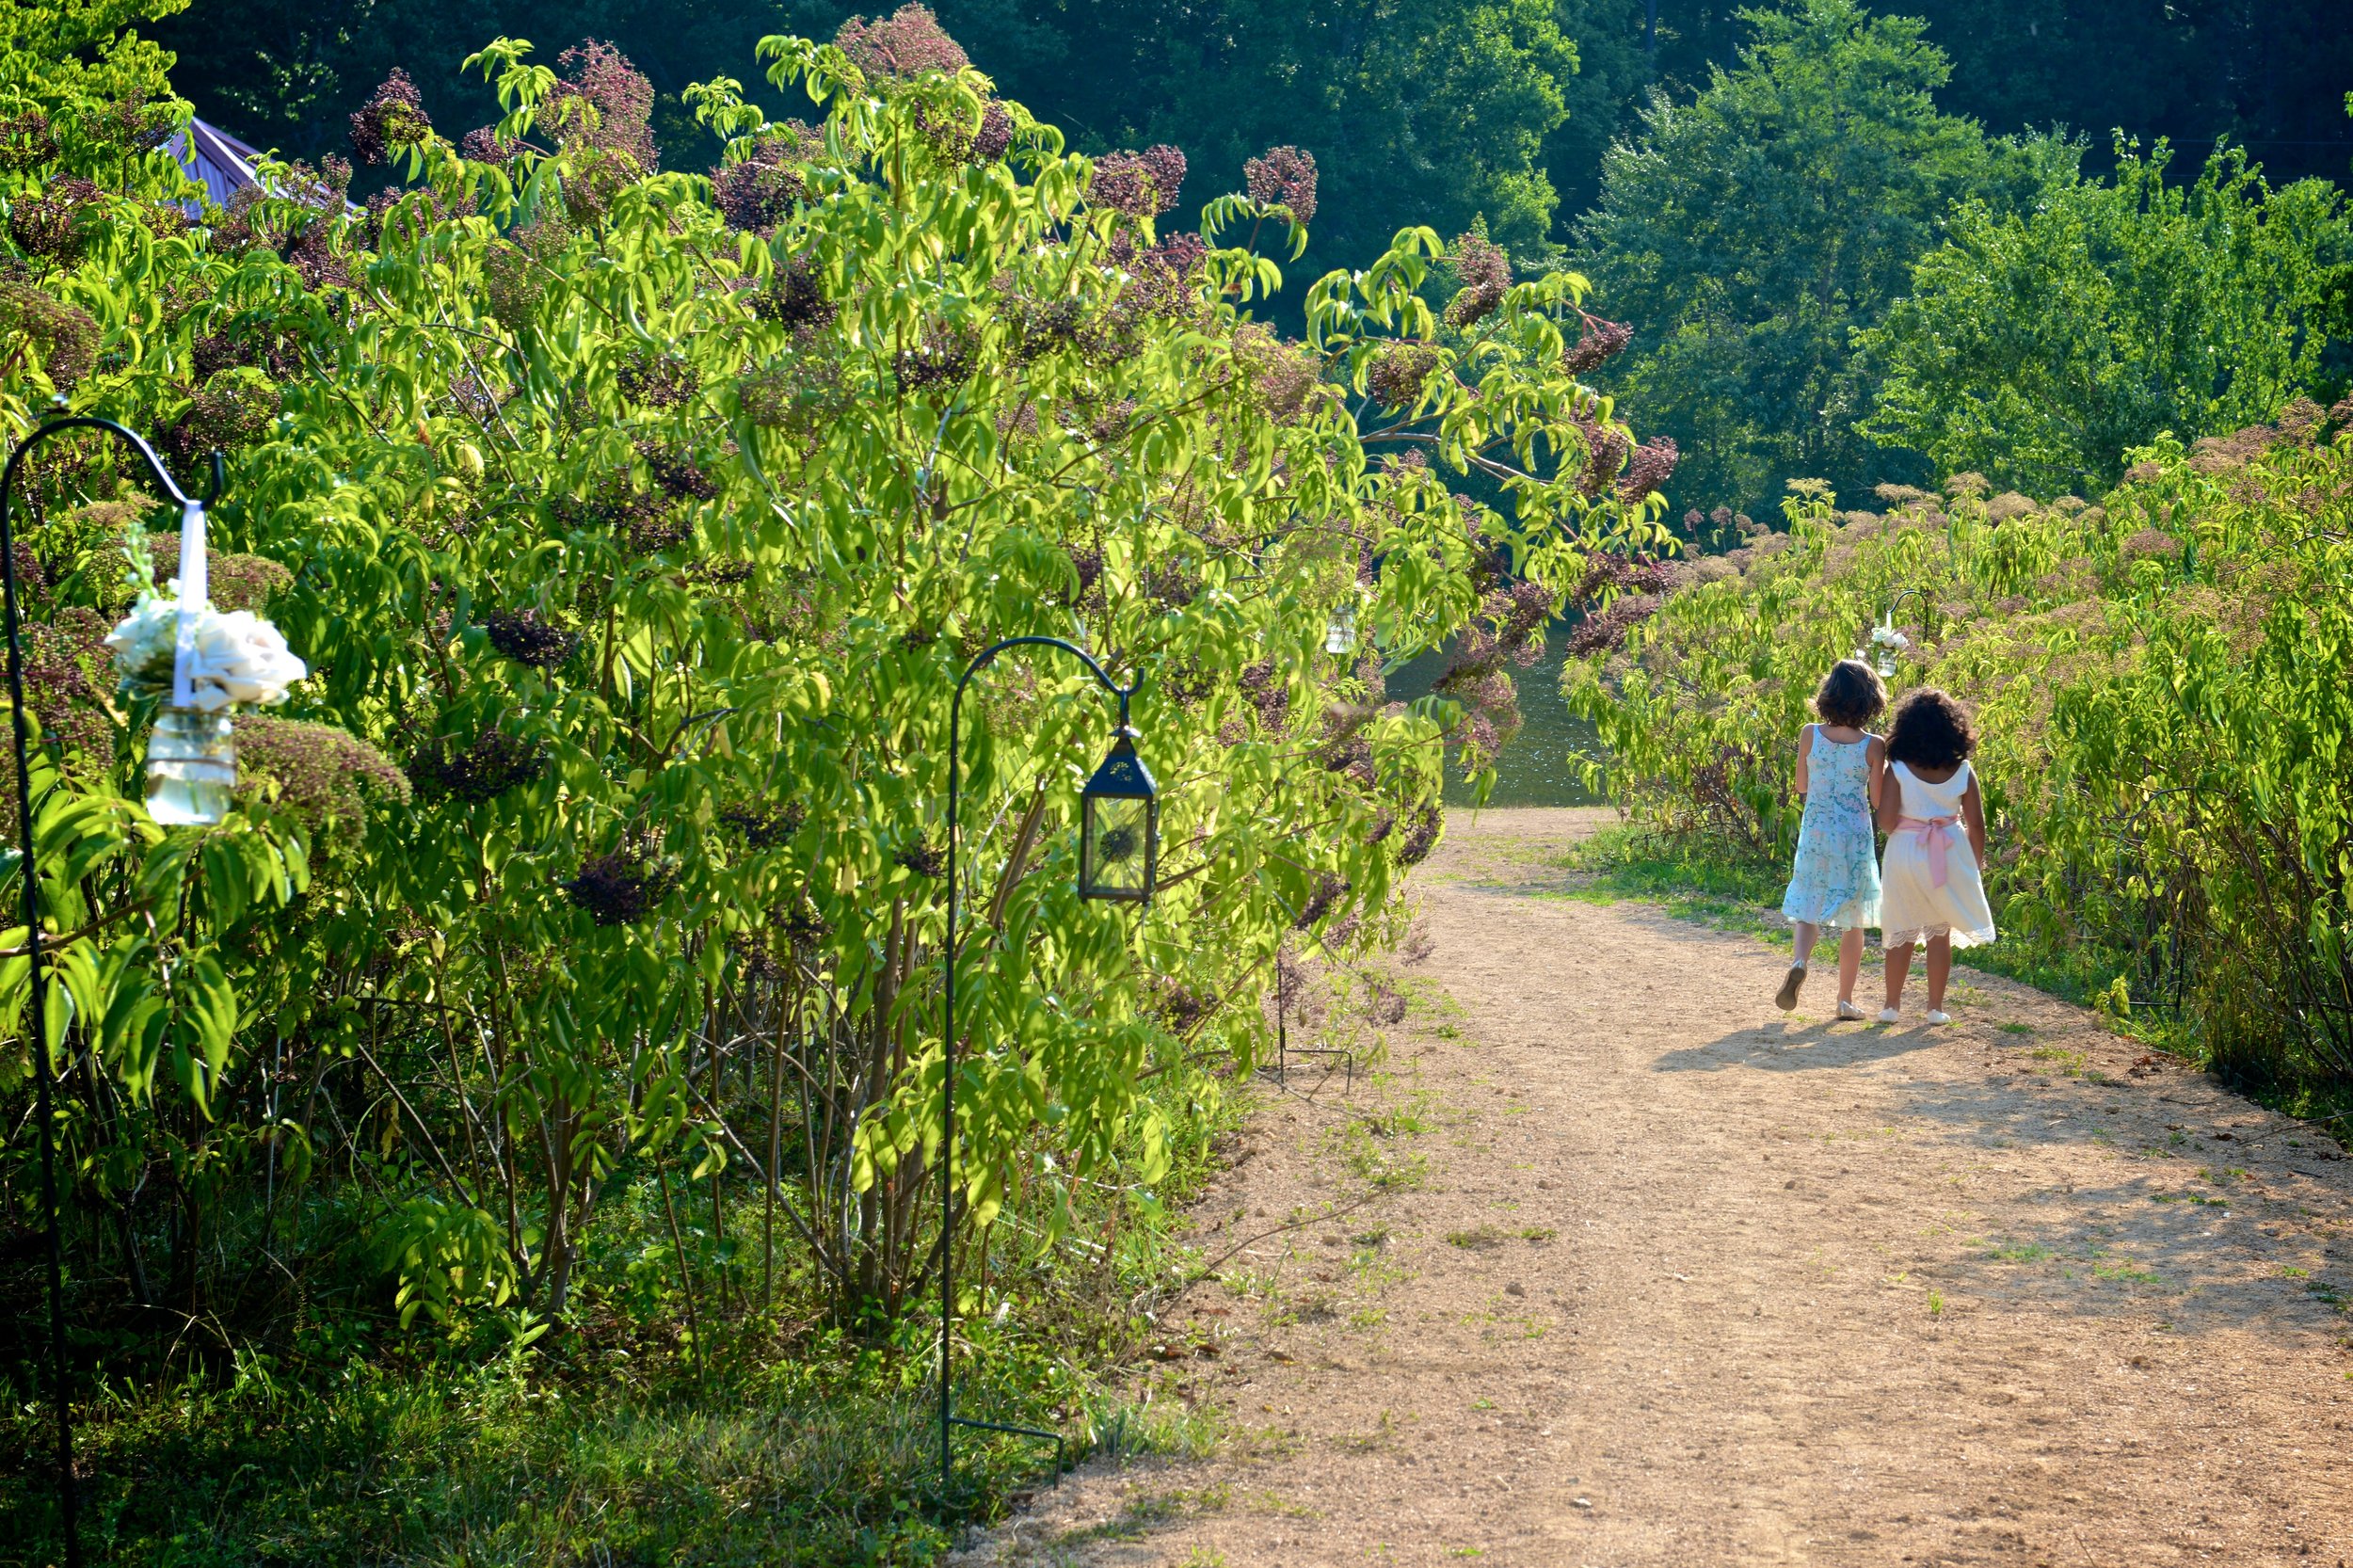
(1779, 726, 1881, 931)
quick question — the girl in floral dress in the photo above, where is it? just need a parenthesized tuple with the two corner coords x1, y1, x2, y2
(1775, 660, 1887, 1019)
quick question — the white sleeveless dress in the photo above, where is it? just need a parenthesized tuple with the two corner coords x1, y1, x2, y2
(1880, 760, 1997, 948)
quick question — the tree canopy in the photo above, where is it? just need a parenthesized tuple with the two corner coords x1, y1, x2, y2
(1572, 0, 2066, 508)
(1861, 142, 2353, 496)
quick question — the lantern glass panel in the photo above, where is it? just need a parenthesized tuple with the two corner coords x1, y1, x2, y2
(1082, 792, 1153, 901)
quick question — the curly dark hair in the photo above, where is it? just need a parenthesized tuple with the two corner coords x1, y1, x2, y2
(1811, 659, 1886, 729)
(1884, 688, 1976, 771)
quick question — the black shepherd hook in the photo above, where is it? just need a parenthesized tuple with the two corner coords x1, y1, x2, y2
(937, 636, 1135, 1508)
(1, 412, 224, 1568)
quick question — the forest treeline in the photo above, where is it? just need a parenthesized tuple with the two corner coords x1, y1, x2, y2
(156, 0, 2353, 514)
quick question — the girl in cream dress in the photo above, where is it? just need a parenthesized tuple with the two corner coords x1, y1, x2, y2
(1875, 688, 1996, 1023)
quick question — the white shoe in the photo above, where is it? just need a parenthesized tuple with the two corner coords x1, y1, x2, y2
(1836, 1000, 1866, 1021)
(1926, 1009, 1952, 1025)
(1877, 1007, 1900, 1025)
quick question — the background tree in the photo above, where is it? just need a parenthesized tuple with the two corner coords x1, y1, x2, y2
(160, 0, 1589, 277)
(1861, 141, 2353, 497)
(1572, 0, 2065, 510)
(151, 0, 2353, 265)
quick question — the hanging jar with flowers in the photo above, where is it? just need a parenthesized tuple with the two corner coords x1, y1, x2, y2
(103, 501, 308, 825)
(1867, 616, 1910, 679)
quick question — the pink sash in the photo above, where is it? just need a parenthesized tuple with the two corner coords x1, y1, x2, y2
(1898, 815, 1961, 888)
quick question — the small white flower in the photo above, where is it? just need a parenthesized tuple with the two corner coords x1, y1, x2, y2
(104, 595, 182, 690)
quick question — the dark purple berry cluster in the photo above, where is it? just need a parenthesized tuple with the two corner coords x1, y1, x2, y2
(710, 124, 824, 232)
(616, 348, 700, 408)
(1443, 232, 1512, 329)
(409, 728, 548, 803)
(8, 177, 99, 260)
(1366, 343, 1440, 409)
(721, 799, 806, 848)
(1243, 146, 1318, 225)
(894, 328, 975, 392)
(1616, 438, 1679, 504)
(1090, 145, 1186, 218)
(563, 836, 680, 925)
(1562, 313, 1632, 375)
(835, 5, 970, 78)
(746, 252, 838, 330)
(484, 609, 580, 669)
(635, 440, 717, 500)
(895, 840, 947, 878)
(349, 70, 432, 167)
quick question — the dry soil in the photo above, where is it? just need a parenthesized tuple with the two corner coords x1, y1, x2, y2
(955, 808, 2353, 1567)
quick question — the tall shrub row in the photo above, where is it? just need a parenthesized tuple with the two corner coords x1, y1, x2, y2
(0, 11, 1670, 1385)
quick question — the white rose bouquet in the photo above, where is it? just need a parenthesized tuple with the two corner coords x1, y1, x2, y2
(1868, 623, 1909, 653)
(105, 518, 308, 712)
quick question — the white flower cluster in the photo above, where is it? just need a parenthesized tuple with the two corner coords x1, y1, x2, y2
(1869, 623, 1911, 650)
(106, 587, 309, 712)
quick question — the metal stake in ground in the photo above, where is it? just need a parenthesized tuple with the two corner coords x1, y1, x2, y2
(940, 635, 1155, 1508)
(1, 414, 224, 1568)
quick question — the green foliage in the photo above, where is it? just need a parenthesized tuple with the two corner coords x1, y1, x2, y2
(1863, 141, 2353, 497)
(3, 8, 1659, 1531)
(1566, 408, 2353, 1105)
(0, 0, 183, 107)
(160, 0, 1593, 279)
(1574, 0, 2069, 512)
(0, 1223, 1162, 1562)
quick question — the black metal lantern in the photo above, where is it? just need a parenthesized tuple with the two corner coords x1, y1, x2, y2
(1079, 726, 1158, 904)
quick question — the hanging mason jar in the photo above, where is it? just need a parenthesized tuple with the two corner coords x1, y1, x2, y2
(1324, 601, 1358, 656)
(145, 708, 236, 826)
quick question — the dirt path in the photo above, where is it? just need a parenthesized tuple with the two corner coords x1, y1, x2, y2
(959, 808, 2353, 1567)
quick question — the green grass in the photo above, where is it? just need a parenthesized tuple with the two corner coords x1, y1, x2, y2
(1547, 824, 1789, 939)
(2, 1325, 1112, 1566)
(5, 1080, 1254, 1566)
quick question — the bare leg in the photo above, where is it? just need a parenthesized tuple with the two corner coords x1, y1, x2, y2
(1882, 943, 1913, 1013)
(1835, 927, 1865, 1006)
(1926, 936, 1953, 1012)
(1776, 921, 1821, 1010)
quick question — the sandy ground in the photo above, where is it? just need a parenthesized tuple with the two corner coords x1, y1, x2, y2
(955, 808, 2353, 1567)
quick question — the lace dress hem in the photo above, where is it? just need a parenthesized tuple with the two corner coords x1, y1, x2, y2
(1882, 921, 1997, 949)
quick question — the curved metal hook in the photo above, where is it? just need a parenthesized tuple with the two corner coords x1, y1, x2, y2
(937, 631, 1142, 1501)
(953, 633, 1135, 707)
(1, 414, 224, 516)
